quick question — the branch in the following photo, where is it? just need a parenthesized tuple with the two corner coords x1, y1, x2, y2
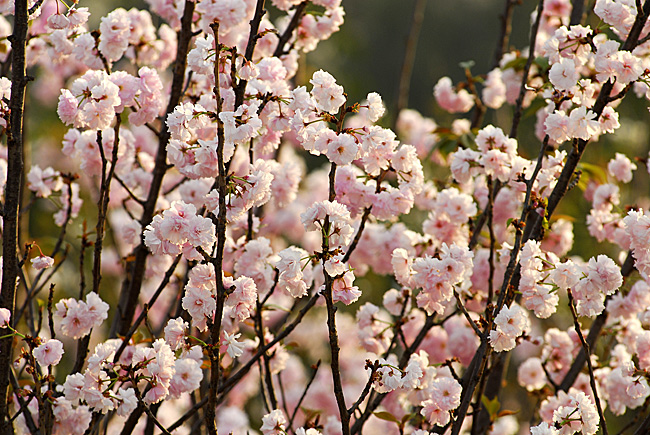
(395, 0, 427, 116)
(166, 292, 321, 433)
(111, 0, 196, 339)
(492, 0, 518, 69)
(509, 0, 544, 139)
(288, 360, 321, 429)
(558, 252, 635, 391)
(113, 254, 183, 363)
(273, 2, 308, 57)
(0, 0, 29, 429)
(570, 0, 586, 25)
(205, 20, 228, 435)
(568, 289, 608, 435)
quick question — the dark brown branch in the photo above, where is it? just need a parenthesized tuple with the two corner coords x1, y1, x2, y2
(9, 369, 37, 435)
(570, 0, 586, 25)
(273, 2, 308, 57)
(348, 360, 379, 416)
(492, 0, 518, 69)
(204, 20, 228, 435)
(350, 314, 437, 434)
(525, 0, 650, 243)
(558, 253, 635, 391)
(0, 0, 29, 430)
(395, 0, 427, 116)
(74, 121, 122, 375)
(166, 292, 321, 433)
(111, 0, 196, 339)
(113, 254, 183, 363)
(288, 360, 321, 429)
(234, 0, 267, 109)
(509, 0, 544, 139)
(568, 290, 608, 435)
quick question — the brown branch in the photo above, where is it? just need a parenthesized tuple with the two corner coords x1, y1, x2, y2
(0, 0, 29, 430)
(525, 0, 650, 243)
(204, 20, 230, 435)
(111, 0, 196, 339)
(113, 254, 183, 363)
(395, 0, 427, 116)
(166, 292, 322, 433)
(288, 360, 321, 429)
(348, 360, 379, 416)
(492, 0, 518, 69)
(509, 0, 544, 139)
(273, 2, 308, 57)
(73, 120, 122, 375)
(235, 0, 267, 109)
(568, 289, 608, 435)
(350, 314, 437, 434)
(558, 253, 635, 391)
(570, 0, 586, 25)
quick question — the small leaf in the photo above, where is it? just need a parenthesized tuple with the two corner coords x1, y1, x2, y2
(132, 330, 144, 344)
(459, 60, 476, 70)
(578, 162, 607, 184)
(481, 395, 500, 419)
(497, 409, 519, 418)
(373, 411, 400, 424)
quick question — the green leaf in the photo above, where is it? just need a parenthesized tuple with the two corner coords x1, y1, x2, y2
(481, 395, 500, 419)
(373, 411, 400, 424)
(501, 56, 527, 71)
(533, 56, 550, 70)
(459, 60, 475, 70)
(578, 162, 607, 185)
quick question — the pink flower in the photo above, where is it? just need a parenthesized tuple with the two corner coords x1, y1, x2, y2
(549, 57, 580, 90)
(225, 276, 258, 322)
(31, 255, 54, 270)
(27, 165, 63, 198)
(182, 285, 216, 332)
(169, 358, 203, 398)
(164, 318, 188, 350)
(222, 331, 245, 358)
(518, 357, 547, 391)
(310, 70, 345, 114)
(482, 68, 506, 109)
(608, 152, 636, 183)
(364, 92, 385, 122)
(544, 110, 571, 143)
(326, 133, 358, 166)
(33, 339, 64, 367)
(568, 106, 600, 141)
(331, 271, 361, 305)
(47, 13, 70, 30)
(260, 409, 287, 435)
(0, 308, 10, 327)
(433, 76, 474, 113)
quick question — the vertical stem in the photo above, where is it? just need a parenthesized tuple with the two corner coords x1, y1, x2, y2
(395, 0, 427, 117)
(570, 0, 585, 25)
(509, 0, 544, 139)
(273, 2, 309, 57)
(73, 121, 121, 375)
(206, 21, 228, 435)
(492, 0, 517, 69)
(111, 0, 196, 338)
(0, 0, 28, 431)
(567, 290, 608, 435)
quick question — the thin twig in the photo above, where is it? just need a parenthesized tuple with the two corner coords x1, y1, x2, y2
(288, 360, 321, 429)
(567, 289, 609, 435)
